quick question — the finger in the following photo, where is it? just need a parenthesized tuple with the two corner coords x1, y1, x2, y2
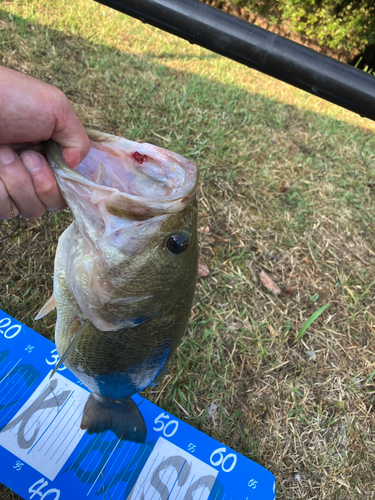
(0, 178, 19, 219)
(0, 146, 46, 219)
(48, 89, 90, 169)
(20, 150, 66, 211)
(10, 143, 44, 155)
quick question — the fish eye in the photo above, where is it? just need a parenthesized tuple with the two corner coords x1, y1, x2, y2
(166, 233, 189, 254)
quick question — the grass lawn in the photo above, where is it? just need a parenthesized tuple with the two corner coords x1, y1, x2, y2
(1, 1, 375, 498)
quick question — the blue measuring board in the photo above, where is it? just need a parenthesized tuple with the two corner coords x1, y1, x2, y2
(0, 309, 275, 500)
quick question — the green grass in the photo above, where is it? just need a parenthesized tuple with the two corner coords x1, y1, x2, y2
(1, 1, 375, 498)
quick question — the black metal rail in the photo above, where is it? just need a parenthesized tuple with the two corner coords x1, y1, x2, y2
(94, 0, 375, 122)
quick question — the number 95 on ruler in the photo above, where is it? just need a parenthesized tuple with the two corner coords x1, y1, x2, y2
(0, 310, 276, 499)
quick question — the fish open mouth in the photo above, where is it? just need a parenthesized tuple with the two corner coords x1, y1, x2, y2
(45, 130, 197, 220)
(44, 130, 198, 252)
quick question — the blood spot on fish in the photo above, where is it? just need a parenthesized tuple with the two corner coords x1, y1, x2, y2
(133, 151, 148, 164)
(181, 197, 190, 203)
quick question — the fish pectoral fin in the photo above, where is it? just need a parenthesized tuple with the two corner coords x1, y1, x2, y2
(35, 295, 56, 320)
(81, 394, 147, 443)
(50, 320, 88, 378)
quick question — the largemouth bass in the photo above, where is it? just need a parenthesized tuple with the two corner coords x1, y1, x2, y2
(37, 131, 198, 443)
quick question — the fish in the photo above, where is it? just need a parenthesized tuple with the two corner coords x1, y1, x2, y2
(37, 130, 198, 443)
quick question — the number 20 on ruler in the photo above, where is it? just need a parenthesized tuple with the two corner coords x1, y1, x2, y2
(0, 318, 21, 339)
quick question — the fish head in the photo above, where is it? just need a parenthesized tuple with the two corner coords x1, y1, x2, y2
(46, 131, 198, 331)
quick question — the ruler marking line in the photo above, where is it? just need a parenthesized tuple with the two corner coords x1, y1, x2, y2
(149, 458, 171, 500)
(191, 477, 201, 500)
(66, 428, 101, 469)
(86, 438, 122, 496)
(0, 358, 22, 384)
(83, 432, 113, 484)
(0, 358, 13, 374)
(198, 479, 209, 500)
(55, 414, 86, 464)
(101, 440, 126, 483)
(0, 379, 22, 403)
(167, 459, 187, 500)
(12, 381, 52, 436)
(20, 388, 65, 439)
(183, 474, 195, 500)
(0, 359, 14, 382)
(148, 457, 166, 500)
(39, 399, 76, 453)
(115, 445, 149, 499)
(51, 407, 83, 461)
(55, 425, 82, 464)
(84, 433, 115, 483)
(42, 393, 77, 456)
(141, 455, 165, 500)
(105, 442, 135, 492)
(29, 392, 75, 454)
(0, 378, 49, 430)
(162, 462, 173, 500)
(0, 371, 35, 421)
(24, 389, 66, 440)
(0, 369, 29, 409)
(180, 466, 191, 491)
(40, 400, 78, 454)
(133, 452, 160, 499)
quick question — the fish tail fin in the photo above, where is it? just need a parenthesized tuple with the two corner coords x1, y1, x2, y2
(81, 394, 147, 443)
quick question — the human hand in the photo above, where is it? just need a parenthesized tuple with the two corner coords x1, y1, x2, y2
(0, 66, 90, 219)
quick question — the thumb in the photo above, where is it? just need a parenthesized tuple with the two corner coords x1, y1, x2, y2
(50, 91, 90, 170)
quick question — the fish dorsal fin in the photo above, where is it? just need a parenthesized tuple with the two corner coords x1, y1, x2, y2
(35, 295, 56, 320)
(50, 320, 88, 379)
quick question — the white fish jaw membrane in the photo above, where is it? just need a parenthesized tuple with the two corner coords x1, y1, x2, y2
(47, 131, 197, 252)
(45, 131, 198, 331)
